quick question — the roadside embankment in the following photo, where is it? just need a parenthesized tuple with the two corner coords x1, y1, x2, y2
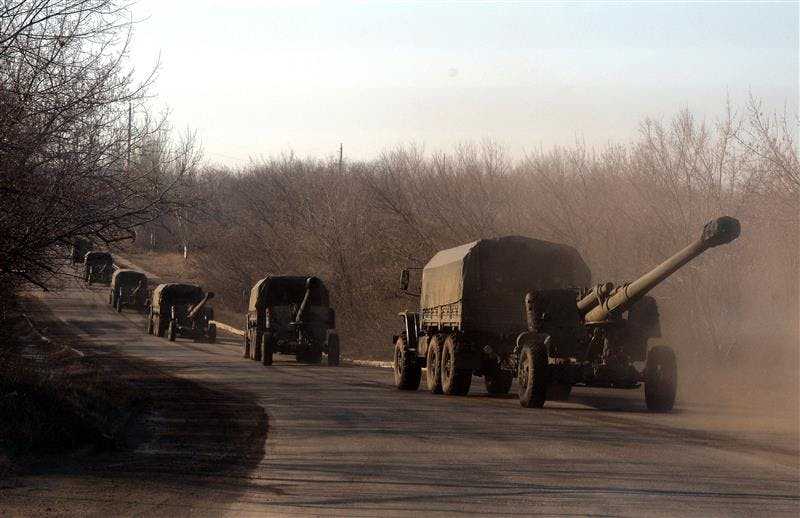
(1, 294, 269, 486)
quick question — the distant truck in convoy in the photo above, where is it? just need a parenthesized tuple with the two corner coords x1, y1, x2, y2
(147, 283, 217, 343)
(83, 251, 113, 285)
(109, 269, 148, 312)
(393, 217, 740, 412)
(244, 275, 340, 366)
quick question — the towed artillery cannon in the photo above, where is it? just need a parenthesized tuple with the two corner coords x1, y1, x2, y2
(83, 251, 113, 285)
(147, 283, 217, 343)
(109, 269, 148, 312)
(244, 275, 339, 366)
(393, 217, 740, 412)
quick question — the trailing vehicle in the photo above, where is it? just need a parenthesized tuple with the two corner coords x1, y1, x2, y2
(147, 283, 217, 343)
(393, 217, 740, 412)
(244, 276, 339, 366)
(83, 251, 113, 285)
(71, 237, 93, 264)
(109, 269, 149, 312)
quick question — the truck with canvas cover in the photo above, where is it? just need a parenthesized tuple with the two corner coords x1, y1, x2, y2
(244, 275, 339, 366)
(393, 217, 740, 412)
(83, 251, 113, 285)
(71, 237, 93, 264)
(109, 269, 148, 312)
(147, 283, 217, 343)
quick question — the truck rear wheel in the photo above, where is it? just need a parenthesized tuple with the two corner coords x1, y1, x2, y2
(645, 345, 677, 412)
(393, 337, 421, 390)
(547, 383, 572, 401)
(253, 332, 262, 362)
(207, 324, 217, 344)
(155, 316, 165, 337)
(518, 341, 548, 408)
(425, 335, 444, 394)
(326, 332, 340, 366)
(261, 332, 274, 365)
(441, 335, 472, 396)
(167, 321, 177, 341)
(484, 368, 513, 395)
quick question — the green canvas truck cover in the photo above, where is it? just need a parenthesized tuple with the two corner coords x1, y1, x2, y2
(111, 269, 147, 287)
(420, 235, 591, 334)
(248, 276, 330, 312)
(151, 283, 203, 312)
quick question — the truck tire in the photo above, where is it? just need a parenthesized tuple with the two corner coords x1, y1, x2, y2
(393, 337, 421, 390)
(115, 294, 123, 313)
(167, 321, 176, 341)
(441, 335, 472, 396)
(425, 334, 444, 394)
(484, 369, 513, 395)
(207, 324, 217, 344)
(327, 332, 340, 366)
(518, 341, 548, 408)
(261, 332, 274, 366)
(645, 345, 677, 412)
(548, 383, 572, 401)
(253, 332, 262, 362)
(155, 316, 165, 337)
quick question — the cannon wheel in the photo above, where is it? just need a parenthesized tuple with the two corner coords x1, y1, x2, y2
(441, 335, 472, 396)
(393, 336, 421, 390)
(484, 367, 513, 395)
(425, 334, 444, 394)
(326, 332, 340, 366)
(645, 345, 677, 412)
(261, 332, 274, 366)
(167, 321, 177, 342)
(518, 341, 548, 408)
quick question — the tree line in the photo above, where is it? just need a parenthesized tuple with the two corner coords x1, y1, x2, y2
(0, 0, 198, 290)
(174, 100, 798, 369)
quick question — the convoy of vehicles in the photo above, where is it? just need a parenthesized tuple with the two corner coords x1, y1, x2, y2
(71, 216, 740, 413)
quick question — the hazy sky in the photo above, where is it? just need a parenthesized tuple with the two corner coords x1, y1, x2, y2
(129, 1, 799, 166)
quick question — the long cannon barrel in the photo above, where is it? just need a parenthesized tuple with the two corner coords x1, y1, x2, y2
(294, 277, 320, 324)
(584, 216, 740, 323)
(187, 292, 213, 320)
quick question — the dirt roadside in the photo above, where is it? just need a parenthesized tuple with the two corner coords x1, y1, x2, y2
(0, 295, 268, 516)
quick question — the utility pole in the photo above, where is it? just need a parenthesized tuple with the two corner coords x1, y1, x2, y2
(338, 143, 343, 175)
(126, 101, 132, 169)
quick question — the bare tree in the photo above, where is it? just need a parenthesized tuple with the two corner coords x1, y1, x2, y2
(0, 0, 197, 289)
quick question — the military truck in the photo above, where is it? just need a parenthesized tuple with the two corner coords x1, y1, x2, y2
(393, 217, 740, 412)
(147, 283, 217, 343)
(83, 251, 113, 285)
(71, 237, 93, 264)
(109, 269, 149, 312)
(244, 276, 339, 366)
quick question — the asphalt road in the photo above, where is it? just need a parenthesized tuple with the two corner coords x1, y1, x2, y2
(2, 277, 798, 516)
